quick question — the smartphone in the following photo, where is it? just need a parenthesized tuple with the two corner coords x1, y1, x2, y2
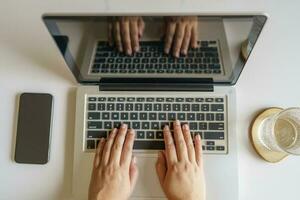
(15, 93, 53, 164)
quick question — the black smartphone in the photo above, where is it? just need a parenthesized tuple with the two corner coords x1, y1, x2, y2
(15, 93, 53, 164)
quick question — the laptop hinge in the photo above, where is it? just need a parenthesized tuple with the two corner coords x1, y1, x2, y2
(99, 78, 214, 92)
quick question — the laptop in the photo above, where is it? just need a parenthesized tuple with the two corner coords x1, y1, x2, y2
(43, 14, 267, 200)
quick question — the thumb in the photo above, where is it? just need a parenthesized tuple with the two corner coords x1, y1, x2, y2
(155, 151, 167, 187)
(129, 156, 139, 189)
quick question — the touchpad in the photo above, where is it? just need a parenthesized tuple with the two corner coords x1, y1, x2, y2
(132, 154, 165, 199)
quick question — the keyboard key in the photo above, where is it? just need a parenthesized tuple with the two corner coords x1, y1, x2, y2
(199, 122, 207, 130)
(140, 112, 148, 120)
(160, 122, 169, 129)
(156, 131, 164, 139)
(204, 132, 224, 139)
(88, 131, 107, 138)
(112, 112, 119, 120)
(168, 113, 176, 121)
(123, 121, 131, 128)
(87, 140, 95, 149)
(182, 104, 190, 111)
(125, 103, 134, 111)
(127, 97, 135, 102)
(216, 146, 225, 151)
(113, 121, 122, 128)
(107, 103, 115, 111)
(102, 112, 110, 120)
(146, 131, 155, 139)
(177, 113, 185, 120)
(146, 97, 155, 102)
(137, 97, 145, 102)
(149, 113, 157, 120)
(133, 140, 165, 150)
(135, 103, 143, 111)
(195, 98, 204, 102)
(209, 123, 224, 130)
(151, 122, 160, 129)
(173, 104, 181, 111)
(166, 98, 174, 102)
(201, 104, 209, 111)
(142, 122, 150, 129)
(216, 113, 224, 121)
(187, 113, 196, 120)
(132, 122, 140, 129)
(144, 104, 152, 111)
(117, 97, 125, 102)
(88, 103, 96, 110)
(88, 112, 100, 120)
(137, 131, 145, 139)
(211, 104, 224, 112)
(163, 104, 171, 111)
(98, 103, 105, 110)
(192, 104, 200, 111)
(215, 98, 224, 102)
(154, 104, 162, 111)
(194, 132, 203, 139)
(121, 113, 129, 120)
(108, 97, 116, 101)
(176, 98, 184, 102)
(130, 113, 138, 120)
(189, 122, 198, 130)
(159, 113, 167, 120)
(207, 146, 215, 151)
(88, 97, 96, 101)
(116, 103, 124, 111)
(206, 141, 215, 145)
(104, 121, 112, 129)
(196, 113, 205, 121)
(206, 113, 214, 121)
(88, 121, 102, 129)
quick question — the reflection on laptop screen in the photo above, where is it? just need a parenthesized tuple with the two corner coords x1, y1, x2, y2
(43, 15, 266, 85)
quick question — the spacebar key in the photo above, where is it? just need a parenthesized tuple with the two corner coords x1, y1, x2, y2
(133, 140, 165, 150)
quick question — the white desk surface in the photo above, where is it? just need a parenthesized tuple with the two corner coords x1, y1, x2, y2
(1, 0, 300, 199)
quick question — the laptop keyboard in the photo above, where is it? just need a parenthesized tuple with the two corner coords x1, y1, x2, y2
(90, 41, 223, 75)
(85, 95, 227, 154)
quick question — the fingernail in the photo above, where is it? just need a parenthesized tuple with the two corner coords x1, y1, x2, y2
(164, 48, 169, 54)
(163, 125, 169, 131)
(175, 120, 180, 126)
(121, 123, 127, 128)
(134, 46, 139, 52)
(127, 49, 132, 55)
(183, 124, 189, 130)
(129, 129, 135, 136)
(195, 134, 200, 140)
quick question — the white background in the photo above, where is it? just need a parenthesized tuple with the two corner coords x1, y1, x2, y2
(1, 0, 300, 199)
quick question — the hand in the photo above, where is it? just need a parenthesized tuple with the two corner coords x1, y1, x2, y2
(88, 124, 138, 200)
(156, 120, 206, 200)
(163, 16, 198, 57)
(108, 16, 145, 55)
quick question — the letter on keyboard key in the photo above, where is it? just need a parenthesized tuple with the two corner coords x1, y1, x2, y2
(146, 131, 155, 139)
(156, 131, 164, 139)
(132, 122, 140, 129)
(88, 103, 96, 110)
(87, 140, 95, 149)
(209, 122, 224, 130)
(88, 112, 100, 120)
(204, 132, 224, 140)
(88, 131, 107, 138)
(137, 131, 145, 139)
(142, 122, 150, 129)
(189, 122, 198, 130)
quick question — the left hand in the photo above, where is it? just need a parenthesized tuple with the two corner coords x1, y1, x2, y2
(163, 16, 198, 57)
(88, 124, 138, 200)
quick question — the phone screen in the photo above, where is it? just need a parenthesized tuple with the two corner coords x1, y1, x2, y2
(15, 93, 53, 164)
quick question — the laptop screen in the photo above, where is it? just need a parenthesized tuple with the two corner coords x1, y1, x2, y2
(43, 15, 267, 85)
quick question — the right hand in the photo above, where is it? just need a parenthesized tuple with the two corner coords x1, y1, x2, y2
(108, 16, 145, 55)
(156, 120, 206, 200)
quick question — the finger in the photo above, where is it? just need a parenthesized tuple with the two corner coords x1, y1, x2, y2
(101, 128, 118, 166)
(137, 17, 145, 38)
(129, 156, 139, 190)
(93, 138, 106, 168)
(164, 21, 176, 54)
(182, 124, 195, 163)
(155, 151, 167, 187)
(130, 21, 140, 53)
(109, 123, 128, 165)
(108, 23, 113, 46)
(163, 125, 178, 167)
(172, 23, 186, 57)
(120, 129, 135, 167)
(190, 22, 198, 49)
(195, 133, 203, 167)
(181, 25, 192, 55)
(173, 120, 188, 161)
(120, 20, 132, 55)
(114, 22, 123, 52)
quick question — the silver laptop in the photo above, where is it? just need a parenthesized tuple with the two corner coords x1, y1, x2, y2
(43, 14, 267, 200)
